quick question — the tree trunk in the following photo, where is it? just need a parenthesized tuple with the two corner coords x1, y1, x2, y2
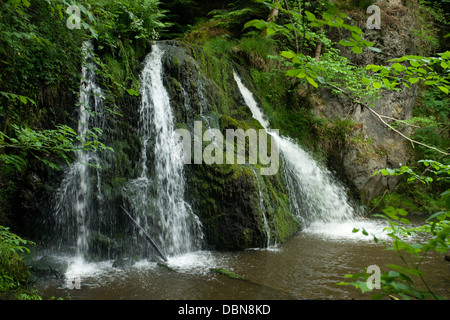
(315, 42, 322, 62)
(267, 6, 279, 23)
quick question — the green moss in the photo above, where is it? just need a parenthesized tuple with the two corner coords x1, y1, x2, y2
(190, 42, 238, 115)
(248, 67, 322, 153)
(219, 115, 251, 132)
(372, 186, 447, 214)
(104, 54, 126, 86)
(183, 20, 233, 44)
(210, 268, 247, 280)
(260, 172, 300, 243)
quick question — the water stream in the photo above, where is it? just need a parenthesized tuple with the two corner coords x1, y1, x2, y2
(232, 71, 386, 239)
(125, 43, 203, 257)
(250, 166, 272, 248)
(52, 40, 105, 258)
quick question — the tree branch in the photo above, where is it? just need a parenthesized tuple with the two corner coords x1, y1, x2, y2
(283, 0, 299, 53)
(324, 83, 450, 157)
(377, 115, 421, 128)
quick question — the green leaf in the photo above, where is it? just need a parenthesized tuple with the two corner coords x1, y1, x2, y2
(391, 62, 404, 71)
(408, 77, 419, 84)
(126, 88, 139, 96)
(351, 46, 363, 54)
(373, 82, 382, 89)
(367, 46, 383, 53)
(281, 50, 296, 59)
(305, 11, 316, 21)
(371, 293, 384, 300)
(306, 76, 318, 88)
(339, 39, 356, 47)
(322, 11, 334, 21)
(19, 95, 28, 104)
(266, 27, 276, 36)
(243, 19, 266, 30)
(400, 218, 410, 224)
(426, 211, 447, 222)
(424, 80, 437, 85)
(366, 64, 381, 72)
(388, 270, 400, 278)
(356, 280, 372, 294)
(438, 86, 449, 94)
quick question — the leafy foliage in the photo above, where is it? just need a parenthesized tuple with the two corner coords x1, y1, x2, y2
(243, 0, 381, 102)
(0, 124, 112, 172)
(366, 52, 450, 94)
(340, 206, 449, 300)
(407, 87, 450, 162)
(339, 162, 450, 299)
(374, 160, 449, 185)
(0, 0, 168, 174)
(0, 226, 35, 295)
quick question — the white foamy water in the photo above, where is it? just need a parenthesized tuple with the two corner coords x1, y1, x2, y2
(233, 71, 386, 241)
(62, 256, 113, 289)
(166, 251, 220, 275)
(127, 43, 204, 257)
(303, 219, 390, 241)
(53, 40, 105, 257)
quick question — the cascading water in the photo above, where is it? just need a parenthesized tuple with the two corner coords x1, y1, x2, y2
(232, 71, 383, 239)
(53, 40, 104, 258)
(250, 167, 272, 248)
(126, 43, 203, 258)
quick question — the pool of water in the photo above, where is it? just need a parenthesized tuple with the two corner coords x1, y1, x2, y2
(34, 217, 450, 300)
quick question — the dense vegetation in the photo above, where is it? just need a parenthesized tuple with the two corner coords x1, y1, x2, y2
(0, 0, 448, 299)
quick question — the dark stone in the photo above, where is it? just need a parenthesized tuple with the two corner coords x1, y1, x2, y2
(28, 255, 68, 280)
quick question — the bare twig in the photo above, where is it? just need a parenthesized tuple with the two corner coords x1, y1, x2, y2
(365, 189, 388, 218)
(377, 115, 421, 128)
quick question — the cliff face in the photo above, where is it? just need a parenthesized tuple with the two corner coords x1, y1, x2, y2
(160, 41, 299, 250)
(313, 0, 423, 205)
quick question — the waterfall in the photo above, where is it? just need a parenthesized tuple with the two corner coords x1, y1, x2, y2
(250, 167, 272, 247)
(127, 43, 203, 257)
(53, 40, 104, 257)
(233, 71, 356, 229)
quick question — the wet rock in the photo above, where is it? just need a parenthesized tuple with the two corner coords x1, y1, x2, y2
(112, 255, 137, 269)
(28, 255, 68, 281)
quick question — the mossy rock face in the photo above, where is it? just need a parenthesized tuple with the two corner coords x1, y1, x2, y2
(157, 40, 299, 250)
(185, 163, 260, 250)
(185, 161, 298, 250)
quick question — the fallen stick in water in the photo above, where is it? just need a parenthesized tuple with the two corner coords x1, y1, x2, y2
(120, 205, 168, 262)
(210, 268, 306, 300)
